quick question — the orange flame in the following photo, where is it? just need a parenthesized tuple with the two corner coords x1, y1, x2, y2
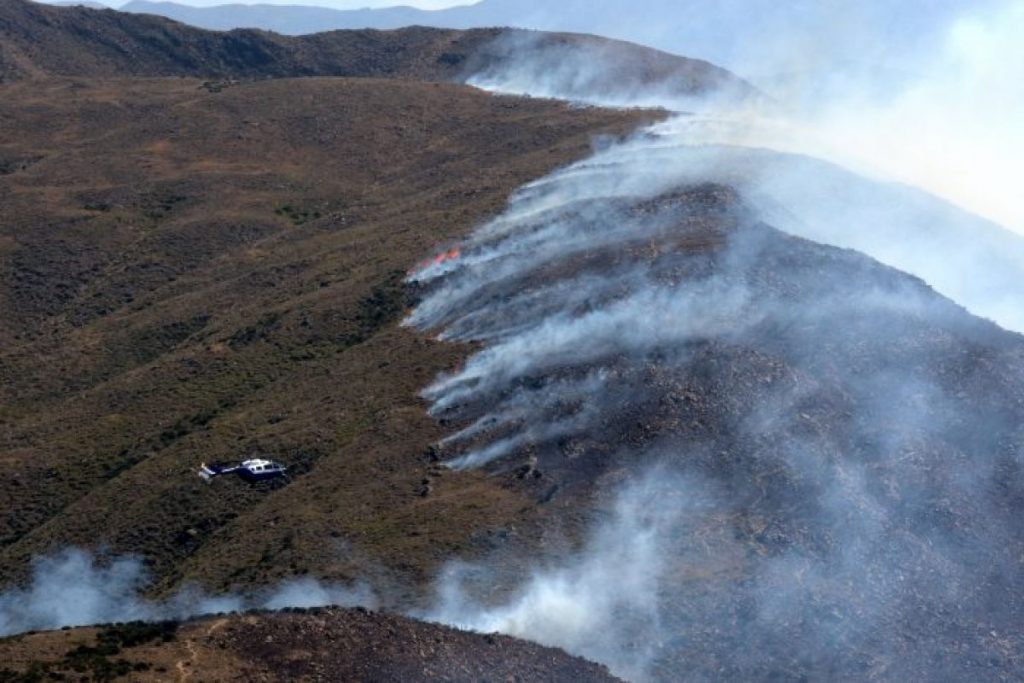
(411, 246, 462, 276)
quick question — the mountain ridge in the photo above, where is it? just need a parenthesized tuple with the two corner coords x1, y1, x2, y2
(113, 0, 976, 81)
(3, 0, 751, 101)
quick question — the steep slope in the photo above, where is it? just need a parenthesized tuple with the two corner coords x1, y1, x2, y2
(0, 75, 654, 594)
(3, 2, 1022, 681)
(0, 607, 621, 681)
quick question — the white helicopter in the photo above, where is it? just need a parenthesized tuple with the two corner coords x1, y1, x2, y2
(199, 458, 287, 483)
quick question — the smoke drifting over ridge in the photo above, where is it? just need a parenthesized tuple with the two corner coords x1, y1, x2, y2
(464, 30, 754, 112)
(464, 2, 1024, 335)
(406, 7, 1024, 679)
(783, 0, 1024, 232)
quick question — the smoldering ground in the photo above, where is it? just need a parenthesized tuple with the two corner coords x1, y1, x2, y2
(424, 468, 717, 682)
(406, 112, 1024, 679)
(461, 30, 755, 112)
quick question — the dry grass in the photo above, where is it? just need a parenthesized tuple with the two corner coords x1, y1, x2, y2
(0, 75, 656, 597)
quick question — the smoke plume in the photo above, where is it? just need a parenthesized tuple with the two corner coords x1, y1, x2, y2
(406, 8, 1024, 678)
(0, 548, 375, 636)
(4, 6, 1022, 682)
(425, 469, 712, 681)
(464, 3, 1024, 332)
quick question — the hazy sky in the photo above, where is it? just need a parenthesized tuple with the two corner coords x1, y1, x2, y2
(107, 0, 476, 7)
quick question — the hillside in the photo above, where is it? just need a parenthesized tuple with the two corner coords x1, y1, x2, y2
(0, 74, 655, 596)
(120, 0, 456, 33)
(401, 127, 1024, 679)
(0, 607, 621, 681)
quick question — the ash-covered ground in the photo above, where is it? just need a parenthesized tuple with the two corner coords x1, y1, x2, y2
(407, 131, 1024, 680)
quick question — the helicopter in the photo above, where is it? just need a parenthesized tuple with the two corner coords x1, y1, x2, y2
(199, 458, 287, 483)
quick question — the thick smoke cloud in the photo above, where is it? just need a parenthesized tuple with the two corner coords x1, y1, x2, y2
(0, 548, 375, 636)
(407, 145, 1024, 678)
(455, 1, 999, 102)
(757, 0, 1024, 234)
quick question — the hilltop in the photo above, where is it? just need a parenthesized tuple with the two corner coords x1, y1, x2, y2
(0, 607, 621, 681)
(115, 0, 970, 85)
(0, 0, 498, 81)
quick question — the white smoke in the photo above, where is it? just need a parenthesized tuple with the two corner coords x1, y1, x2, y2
(6, 6, 1022, 680)
(791, 0, 1024, 232)
(0, 548, 375, 636)
(463, 30, 752, 113)
(424, 469, 714, 682)
(0, 550, 156, 634)
(262, 576, 376, 611)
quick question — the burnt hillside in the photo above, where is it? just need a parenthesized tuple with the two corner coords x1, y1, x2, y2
(407, 134, 1024, 679)
(2, 1, 1020, 680)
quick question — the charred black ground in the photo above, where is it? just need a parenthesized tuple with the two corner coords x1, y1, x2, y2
(409, 152, 1024, 678)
